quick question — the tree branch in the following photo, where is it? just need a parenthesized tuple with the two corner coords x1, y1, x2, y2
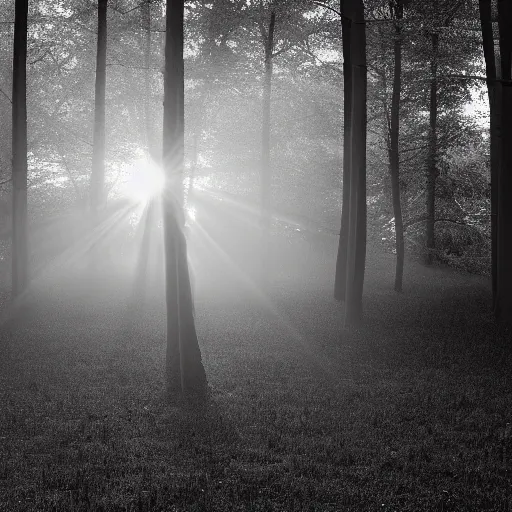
(0, 87, 12, 104)
(312, 1, 341, 17)
(109, 0, 151, 15)
(404, 216, 486, 230)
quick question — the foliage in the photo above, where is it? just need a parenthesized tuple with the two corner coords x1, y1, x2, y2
(0, 0, 494, 274)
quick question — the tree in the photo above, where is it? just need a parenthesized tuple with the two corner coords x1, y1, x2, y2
(335, 0, 367, 326)
(260, 7, 276, 283)
(142, 0, 153, 158)
(387, 0, 405, 291)
(478, 0, 498, 310)
(131, 0, 156, 304)
(416, 0, 472, 264)
(90, 0, 107, 218)
(11, 0, 29, 298)
(334, 0, 352, 302)
(365, 0, 480, 271)
(424, 6, 439, 265)
(494, 0, 512, 323)
(477, 0, 512, 323)
(163, 0, 207, 395)
(248, 0, 320, 284)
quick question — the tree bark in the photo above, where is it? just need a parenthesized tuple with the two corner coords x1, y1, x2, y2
(11, 0, 29, 298)
(425, 30, 439, 264)
(478, 0, 499, 310)
(334, 0, 352, 302)
(389, 1, 404, 292)
(260, 10, 276, 284)
(90, 0, 107, 216)
(495, 0, 512, 323)
(344, 0, 367, 327)
(163, 0, 207, 396)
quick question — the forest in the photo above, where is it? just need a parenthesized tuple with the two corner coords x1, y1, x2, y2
(1, 0, 512, 510)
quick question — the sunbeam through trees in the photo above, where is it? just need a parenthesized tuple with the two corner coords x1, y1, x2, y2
(1, 0, 512, 509)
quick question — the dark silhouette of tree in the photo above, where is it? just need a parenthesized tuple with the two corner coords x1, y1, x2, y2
(335, 0, 367, 327)
(163, 0, 207, 396)
(90, 0, 107, 218)
(142, 0, 153, 159)
(11, 0, 28, 298)
(495, 0, 512, 323)
(334, 0, 352, 302)
(478, 0, 499, 311)
(387, 0, 405, 292)
(478, 0, 512, 323)
(425, 13, 439, 265)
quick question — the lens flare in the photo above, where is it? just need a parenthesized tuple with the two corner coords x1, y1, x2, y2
(123, 158, 165, 203)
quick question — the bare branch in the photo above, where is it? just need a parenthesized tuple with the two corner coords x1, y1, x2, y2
(109, 0, 150, 16)
(0, 87, 12, 104)
(404, 216, 486, 230)
(272, 44, 293, 58)
(312, 1, 341, 17)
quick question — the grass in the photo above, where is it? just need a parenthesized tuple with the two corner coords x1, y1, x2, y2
(0, 240, 511, 511)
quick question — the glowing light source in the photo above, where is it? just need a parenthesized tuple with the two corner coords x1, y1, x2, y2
(123, 158, 165, 203)
(186, 205, 197, 222)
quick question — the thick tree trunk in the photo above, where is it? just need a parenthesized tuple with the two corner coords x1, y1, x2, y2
(90, 0, 107, 216)
(478, 0, 499, 310)
(425, 30, 438, 265)
(497, 88, 512, 324)
(495, 0, 512, 323)
(334, 0, 352, 302)
(344, 0, 367, 327)
(260, 10, 276, 283)
(11, 0, 29, 298)
(163, 0, 207, 396)
(389, 3, 404, 292)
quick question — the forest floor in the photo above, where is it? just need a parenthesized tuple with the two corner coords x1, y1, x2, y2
(0, 194, 511, 511)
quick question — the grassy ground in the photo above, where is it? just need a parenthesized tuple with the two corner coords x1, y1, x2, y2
(0, 227, 511, 511)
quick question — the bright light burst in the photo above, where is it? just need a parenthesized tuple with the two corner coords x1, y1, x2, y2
(186, 205, 197, 222)
(122, 158, 165, 203)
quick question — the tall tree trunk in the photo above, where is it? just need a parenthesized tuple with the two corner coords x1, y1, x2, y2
(260, 10, 275, 284)
(389, 2, 404, 292)
(425, 30, 439, 264)
(344, 0, 367, 327)
(133, 0, 154, 301)
(90, 0, 107, 217)
(334, 0, 352, 302)
(163, 0, 207, 396)
(478, 0, 499, 311)
(143, 0, 153, 158)
(11, 0, 29, 298)
(495, 0, 512, 323)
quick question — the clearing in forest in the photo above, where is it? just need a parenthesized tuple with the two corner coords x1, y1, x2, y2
(0, 226, 510, 511)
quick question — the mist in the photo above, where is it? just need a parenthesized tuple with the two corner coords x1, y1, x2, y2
(1, 0, 511, 510)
